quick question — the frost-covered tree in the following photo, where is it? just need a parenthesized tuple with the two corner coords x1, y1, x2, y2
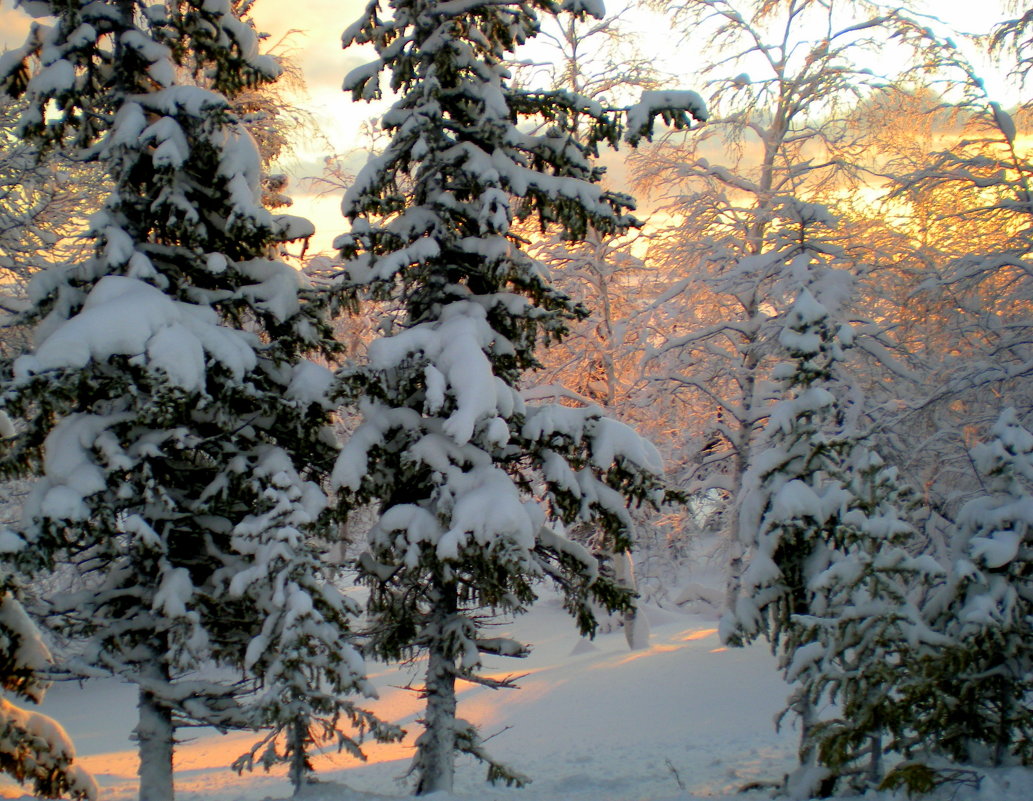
(0, 563, 95, 800)
(0, 3, 388, 799)
(0, 96, 103, 324)
(901, 409, 1033, 769)
(721, 272, 859, 796)
(516, 8, 658, 416)
(794, 450, 944, 793)
(333, 0, 702, 793)
(858, 18, 1033, 533)
(0, 102, 93, 281)
(633, 0, 943, 608)
(513, 6, 667, 630)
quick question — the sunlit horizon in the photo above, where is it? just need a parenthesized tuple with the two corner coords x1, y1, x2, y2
(0, 0, 1021, 255)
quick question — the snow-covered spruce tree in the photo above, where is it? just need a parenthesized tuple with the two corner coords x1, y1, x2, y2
(0, 3, 391, 799)
(0, 565, 95, 800)
(333, 0, 702, 793)
(899, 409, 1033, 771)
(721, 284, 847, 795)
(793, 450, 945, 793)
(724, 269, 948, 795)
(720, 272, 866, 797)
(225, 448, 402, 795)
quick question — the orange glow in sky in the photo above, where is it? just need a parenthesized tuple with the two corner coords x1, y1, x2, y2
(1, 0, 1013, 258)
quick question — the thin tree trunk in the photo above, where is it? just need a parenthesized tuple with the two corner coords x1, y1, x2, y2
(724, 530, 745, 612)
(994, 678, 1011, 766)
(785, 693, 823, 800)
(723, 446, 747, 612)
(615, 552, 650, 650)
(867, 732, 883, 787)
(798, 692, 816, 768)
(136, 685, 175, 801)
(288, 717, 311, 795)
(725, 317, 761, 613)
(415, 584, 458, 795)
(724, 415, 752, 612)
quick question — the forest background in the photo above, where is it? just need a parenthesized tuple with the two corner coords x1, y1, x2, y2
(3, 1, 1027, 588)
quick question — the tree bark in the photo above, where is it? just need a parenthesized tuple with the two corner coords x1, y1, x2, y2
(135, 686, 175, 801)
(415, 583, 459, 795)
(993, 677, 1012, 766)
(867, 732, 883, 787)
(288, 717, 312, 795)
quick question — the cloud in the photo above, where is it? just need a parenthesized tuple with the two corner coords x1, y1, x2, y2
(252, 0, 367, 90)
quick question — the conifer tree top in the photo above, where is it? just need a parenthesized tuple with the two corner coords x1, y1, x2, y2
(0, 0, 352, 750)
(331, 0, 701, 790)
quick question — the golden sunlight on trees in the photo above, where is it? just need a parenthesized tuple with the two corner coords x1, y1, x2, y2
(629, 0, 934, 608)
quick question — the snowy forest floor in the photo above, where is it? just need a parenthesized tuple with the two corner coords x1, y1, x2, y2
(7, 592, 1032, 801)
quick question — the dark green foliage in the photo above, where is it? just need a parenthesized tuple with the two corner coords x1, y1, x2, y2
(894, 410, 1033, 771)
(0, 576, 95, 799)
(332, 0, 701, 792)
(0, 2, 386, 796)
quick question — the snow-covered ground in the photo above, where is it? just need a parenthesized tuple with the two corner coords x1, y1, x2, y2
(8, 594, 1033, 801)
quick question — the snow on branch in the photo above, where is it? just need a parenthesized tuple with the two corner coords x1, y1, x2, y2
(624, 90, 708, 146)
(476, 638, 531, 658)
(560, 0, 606, 18)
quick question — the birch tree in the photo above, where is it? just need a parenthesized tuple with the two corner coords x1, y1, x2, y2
(634, 0, 935, 608)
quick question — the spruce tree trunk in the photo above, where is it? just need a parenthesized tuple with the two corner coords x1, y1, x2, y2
(288, 717, 311, 795)
(136, 687, 175, 801)
(867, 732, 883, 787)
(798, 693, 816, 767)
(415, 584, 458, 796)
(784, 692, 825, 800)
(122, 0, 174, 788)
(994, 679, 1011, 766)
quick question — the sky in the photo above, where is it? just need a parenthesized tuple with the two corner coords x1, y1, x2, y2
(0, 0, 377, 254)
(0, 0, 1021, 254)
(247, 0, 378, 254)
